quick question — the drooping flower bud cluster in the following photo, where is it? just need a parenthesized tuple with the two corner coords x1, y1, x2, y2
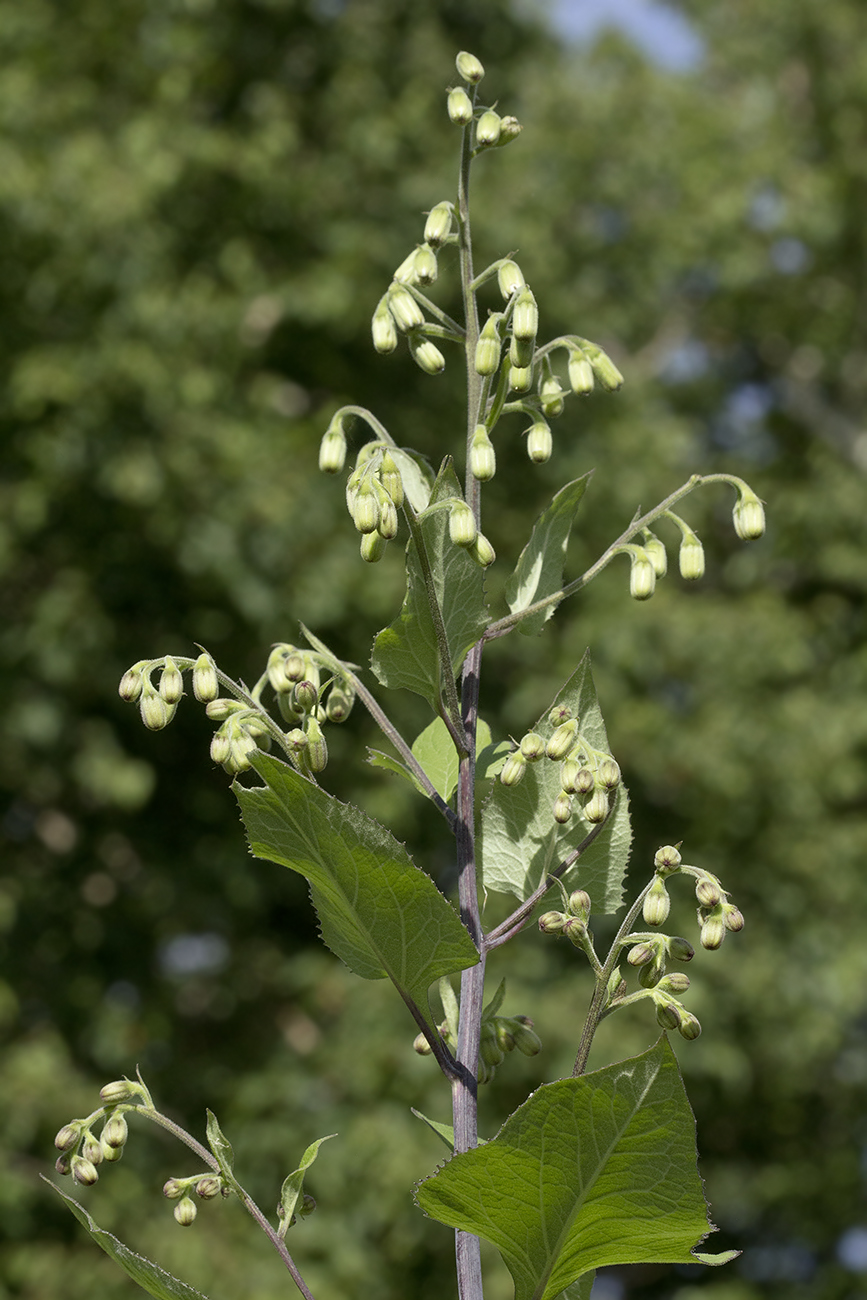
(162, 1170, 228, 1227)
(53, 1078, 148, 1187)
(500, 704, 621, 828)
(118, 652, 219, 731)
(645, 843, 745, 951)
(342, 440, 406, 564)
(538, 886, 594, 951)
(413, 1011, 541, 1086)
(619, 931, 701, 1040)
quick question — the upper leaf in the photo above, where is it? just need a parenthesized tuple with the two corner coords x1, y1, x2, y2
(412, 716, 493, 803)
(277, 1133, 336, 1239)
(236, 753, 479, 1035)
(370, 462, 489, 709)
(43, 1179, 210, 1300)
(205, 1110, 234, 1178)
(505, 475, 592, 636)
(478, 652, 631, 910)
(415, 1037, 738, 1300)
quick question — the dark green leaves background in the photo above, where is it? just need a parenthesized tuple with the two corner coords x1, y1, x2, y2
(3, 2, 866, 1298)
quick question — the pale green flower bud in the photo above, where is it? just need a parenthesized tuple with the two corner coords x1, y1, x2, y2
(101, 1113, 128, 1149)
(413, 244, 438, 286)
(567, 349, 595, 395)
(409, 333, 446, 374)
(583, 789, 609, 823)
(413, 1031, 433, 1056)
(499, 750, 527, 787)
(361, 530, 388, 563)
(192, 653, 219, 703)
(139, 683, 171, 731)
(538, 911, 567, 934)
(304, 716, 328, 773)
(629, 551, 656, 601)
(527, 419, 552, 463)
(377, 492, 399, 541)
(292, 680, 318, 714)
(118, 665, 144, 703)
(575, 767, 595, 795)
(548, 705, 573, 727)
(553, 792, 573, 823)
(508, 361, 534, 393)
(567, 889, 591, 920)
(447, 86, 474, 126)
(695, 876, 722, 908)
(654, 845, 682, 870)
(679, 533, 705, 581)
(476, 110, 501, 147)
(678, 1011, 702, 1040)
(655, 998, 682, 1031)
(724, 903, 745, 932)
(539, 368, 566, 418)
(639, 954, 666, 988)
(100, 1139, 124, 1163)
(100, 1079, 139, 1106)
(449, 500, 477, 548)
(379, 451, 404, 507)
(546, 718, 577, 760)
(207, 696, 246, 720)
(495, 1020, 516, 1052)
(597, 758, 621, 789)
(393, 248, 418, 285)
(560, 758, 581, 793)
(519, 731, 546, 761)
(667, 936, 695, 962)
(480, 1028, 505, 1069)
(158, 657, 184, 706)
(497, 260, 525, 300)
(657, 971, 690, 995)
(700, 912, 726, 950)
(474, 313, 504, 375)
(325, 684, 355, 723)
(319, 429, 347, 474)
(581, 341, 624, 391)
(352, 478, 380, 534)
(511, 288, 538, 340)
(509, 1016, 542, 1056)
(81, 1134, 104, 1166)
(470, 425, 496, 481)
(455, 51, 485, 84)
(55, 1154, 72, 1176)
(424, 202, 454, 247)
(72, 1156, 100, 1187)
(174, 1196, 197, 1227)
(372, 296, 398, 354)
(387, 284, 425, 332)
(643, 879, 671, 927)
(733, 487, 766, 541)
(227, 729, 257, 773)
(195, 1177, 222, 1200)
(643, 534, 668, 578)
(627, 941, 655, 967)
(495, 116, 523, 146)
(285, 727, 308, 753)
(469, 532, 496, 568)
(163, 1178, 186, 1199)
(55, 1123, 82, 1152)
(510, 333, 534, 369)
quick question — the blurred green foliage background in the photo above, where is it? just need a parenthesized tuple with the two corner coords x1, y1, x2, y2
(2, 1, 866, 1298)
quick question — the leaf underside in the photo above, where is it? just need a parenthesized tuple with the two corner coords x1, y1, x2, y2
(505, 475, 592, 636)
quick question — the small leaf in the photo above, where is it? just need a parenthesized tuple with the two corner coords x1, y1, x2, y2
(411, 1109, 455, 1151)
(42, 1179, 210, 1300)
(438, 976, 460, 1041)
(412, 716, 493, 803)
(366, 749, 424, 794)
(482, 977, 507, 1020)
(277, 1134, 336, 1239)
(388, 446, 436, 513)
(505, 475, 592, 635)
(205, 1111, 234, 1178)
(236, 753, 479, 1036)
(415, 1038, 736, 1300)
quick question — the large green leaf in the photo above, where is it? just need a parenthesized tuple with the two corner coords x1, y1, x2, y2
(42, 1179, 210, 1300)
(236, 753, 479, 1034)
(505, 475, 592, 636)
(415, 1037, 738, 1300)
(478, 652, 631, 909)
(370, 463, 489, 708)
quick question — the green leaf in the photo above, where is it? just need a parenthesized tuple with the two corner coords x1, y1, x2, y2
(410, 1110, 489, 1151)
(412, 716, 493, 803)
(370, 462, 489, 708)
(205, 1111, 234, 1178)
(236, 753, 479, 1035)
(366, 748, 423, 794)
(478, 652, 631, 909)
(415, 1038, 738, 1300)
(277, 1134, 336, 1239)
(505, 475, 592, 635)
(389, 446, 435, 513)
(42, 1178, 210, 1300)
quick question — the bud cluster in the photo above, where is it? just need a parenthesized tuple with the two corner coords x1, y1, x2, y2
(500, 705, 621, 828)
(53, 1079, 148, 1187)
(413, 1011, 541, 1087)
(619, 932, 701, 1040)
(118, 652, 220, 732)
(342, 440, 406, 564)
(163, 1171, 228, 1227)
(646, 846, 745, 951)
(538, 887, 594, 950)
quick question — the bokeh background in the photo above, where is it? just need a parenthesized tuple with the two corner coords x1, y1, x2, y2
(2, 1, 866, 1297)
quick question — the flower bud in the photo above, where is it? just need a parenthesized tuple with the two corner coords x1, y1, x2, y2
(319, 429, 347, 474)
(158, 657, 184, 705)
(470, 425, 496, 481)
(377, 492, 399, 541)
(567, 889, 591, 920)
(72, 1156, 100, 1187)
(140, 682, 171, 731)
(413, 244, 438, 286)
(210, 730, 232, 765)
(546, 718, 578, 760)
(192, 653, 219, 703)
(55, 1154, 72, 1175)
(581, 341, 624, 391)
(695, 876, 722, 908)
(413, 1031, 433, 1056)
(733, 487, 766, 541)
(469, 532, 496, 568)
(447, 87, 474, 126)
(195, 1177, 222, 1200)
(678, 1011, 702, 1040)
(510, 333, 535, 369)
(174, 1196, 198, 1227)
(163, 1178, 186, 1200)
(597, 759, 621, 790)
(100, 1079, 139, 1106)
(326, 685, 355, 723)
(539, 371, 565, 418)
(387, 284, 424, 332)
(494, 1020, 516, 1053)
(538, 911, 567, 934)
(643, 535, 668, 578)
(361, 528, 387, 564)
(643, 879, 671, 927)
(667, 936, 695, 962)
(118, 665, 144, 703)
(627, 941, 655, 967)
(567, 349, 595, 395)
(520, 731, 546, 761)
(476, 110, 501, 147)
(508, 361, 534, 392)
(352, 478, 380, 534)
(292, 680, 318, 714)
(548, 705, 572, 727)
(654, 845, 682, 871)
(100, 1140, 124, 1163)
(657, 972, 690, 995)
(560, 758, 581, 793)
(583, 789, 609, 823)
(655, 998, 682, 1031)
(449, 500, 478, 548)
(474, 314, 504, 375)
(497, 260, 525, 300)
(304, 716, 328, 773)
(527, 420, 552, 463)
(409, 333, 446, 375)
(55, 1123, 82, 1152)
(379, 451, 404, 507)
(509, 1018, 542, 1056)
(511, 288, 538, 341)
(629, 552, 656, 601)
(424, 202, 453, 248)
(372, 297, 398, 354)
(574, 767, 595, 795)
(455, 51, 485, 84)
(678, 533, 705, 580)
(496, 115, 522, 146)
(499, 750, 527, 787)
(480, 1029, 505, 1069)
(700, 912, 726, 950)
(553, 792, 573, 823)
(724, 903, 745, 932)
(226, 729, 257, 773)
(81, 1134, 104, 1166)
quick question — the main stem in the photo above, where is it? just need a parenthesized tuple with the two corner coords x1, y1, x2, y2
(452, 100, 486, 1300)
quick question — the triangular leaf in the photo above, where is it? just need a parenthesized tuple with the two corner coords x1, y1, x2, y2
(366, 749, 424, 794)
(415, 1038, 736, 1300)
(277, 1134, 336, 1238)
(370, 463, 489, 708)
(478, 652, 631, 909)
(42, 1179, 210, 1300)
(412, 717, 493, 804)
(236, 753, 479, 1036)
(205, 1111, 234, 1178)
(410, 1110, 489, 1151)
(505, 475, 592, 636)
